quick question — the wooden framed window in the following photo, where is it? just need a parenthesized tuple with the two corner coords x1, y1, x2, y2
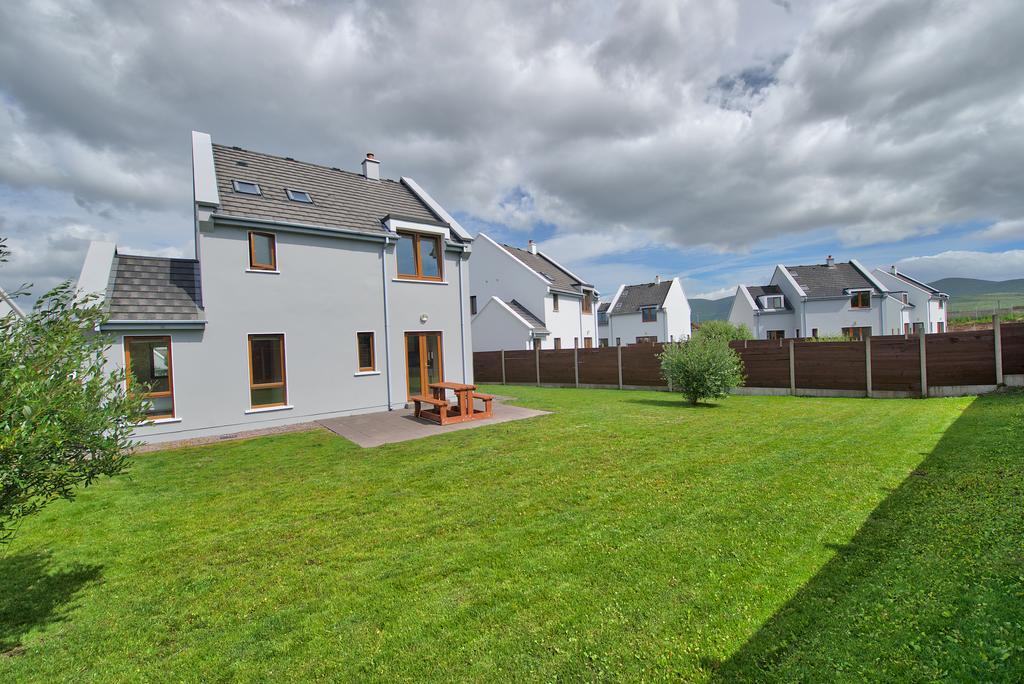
(582, 294, 592, 314)
(641, 306, 657, 322)
(469, 296, 477, 315)
(850, 290, 871, 309)
(554, 338, 562, 350)
(766, 330, 785, 340)
(636, 336, 658, 344)
(396, 231, 443, 280)
(357, 332, 376, 372)
(937, 322, 945, 333)
(124, 336, 174, 420)
(842, 326, 872, 340)
(552, 293, 559, 311)
(249, 231, 277, 271)
(248, 334, 287, 408)
(584, 337, 593, 348)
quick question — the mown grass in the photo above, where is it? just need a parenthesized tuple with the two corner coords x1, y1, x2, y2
(1, 387, 1021, 681)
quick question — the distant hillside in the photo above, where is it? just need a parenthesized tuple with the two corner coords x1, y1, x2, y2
(929, 277, 1024, 297)
(690, 297, 732, 322)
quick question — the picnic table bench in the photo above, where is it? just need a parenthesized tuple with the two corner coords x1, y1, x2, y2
(411, 382, 495, 425)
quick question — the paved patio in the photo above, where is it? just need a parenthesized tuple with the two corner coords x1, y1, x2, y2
(317, 397, 550, 448)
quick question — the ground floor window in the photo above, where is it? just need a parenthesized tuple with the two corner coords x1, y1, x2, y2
(125, 336, 174, 419)
(766, 330, 785, 340)
(936, 322, 945, 333)
(599, 338, 609, 347)
(357, 332, 375, 371)
(636, 336, 658, 344)
(249, 334, 287, 408)
(842, 326, 872, 340)
(584, 337, 593, 348)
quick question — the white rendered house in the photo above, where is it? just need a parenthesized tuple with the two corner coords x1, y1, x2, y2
(603, 277, 691, 345)
(76, 132, 474, 443)
(872, 266, 950, 333)
(728, 256, 911, 340)
(469, 234, 598, 350)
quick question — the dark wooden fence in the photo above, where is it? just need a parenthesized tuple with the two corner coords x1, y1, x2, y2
(473, 321, 1023, 398)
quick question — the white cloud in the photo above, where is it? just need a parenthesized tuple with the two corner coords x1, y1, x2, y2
(979, 219, 1024, 241)
(893, 250, 1024, 283)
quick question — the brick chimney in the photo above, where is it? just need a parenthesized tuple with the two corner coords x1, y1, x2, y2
(361, 152, 380, 180)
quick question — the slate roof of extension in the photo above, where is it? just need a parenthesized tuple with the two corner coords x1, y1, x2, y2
(611, 281, 672, 314)
(508, 299, 549, 333)
(211, 144, 455, 238)
(743, 284, 793, 311)
(501, 245, 591, 293)
(786, 262, 880, 298)
(888, 270, 944, 295)
(106, 254, 203, 321)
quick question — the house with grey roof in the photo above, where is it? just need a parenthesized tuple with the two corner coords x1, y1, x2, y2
(872, 266, 949, 333)
(603, 276, 692, 345)
(76, 131, 474, 443)
(469, 234, 598, 350)
(728, 256, 912, 340)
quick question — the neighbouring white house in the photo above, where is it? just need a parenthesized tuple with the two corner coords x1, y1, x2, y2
(603, 276, 692, 345)
(0, 286, 26, 320)
(76, 132, 474, 443)
(872, 266, 950, 333)
(469, 234, 598, 350)
(597, 301, 610, 345)
(728, 256, 912, 340)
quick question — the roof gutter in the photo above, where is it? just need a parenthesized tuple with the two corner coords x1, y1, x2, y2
(212, 214, 393, 244)
(101, 320, 208, 331)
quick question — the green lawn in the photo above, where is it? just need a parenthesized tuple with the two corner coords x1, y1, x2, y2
(2, 387, 1022, 681)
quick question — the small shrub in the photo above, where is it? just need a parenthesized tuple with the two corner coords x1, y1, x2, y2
(660, 336, 745, 405)
(692, 320, 752, 344)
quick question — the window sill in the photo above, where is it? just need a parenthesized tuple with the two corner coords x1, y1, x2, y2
(246, 268, 280, 275)
(393, 278, 448, 285)
(245, 404, 294, 415)
(354, 370, 381, 376)
(136, 417, 182, 426)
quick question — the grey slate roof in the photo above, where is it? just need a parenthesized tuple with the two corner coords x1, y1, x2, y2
(611, 281, 672, 314)
(106, 254, 203, 321)
(598, 301, 610, 313)
(888, 270, 943, 295)
(744, 285, 792, 311)
(786, 262, 880, 298)
(211, 144, 451, 238)
(508, 299, 548, 332)
(501, 245, 590, 293)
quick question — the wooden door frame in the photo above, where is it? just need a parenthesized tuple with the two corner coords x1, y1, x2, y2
(404, 331, 444, 399)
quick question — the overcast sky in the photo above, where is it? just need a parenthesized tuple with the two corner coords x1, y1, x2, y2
(2, 0, 1023, 302)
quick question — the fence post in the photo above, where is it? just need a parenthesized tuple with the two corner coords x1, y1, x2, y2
(994, 315, 1003, 385)
(865, 336, 872, 398)
(500, 349, 506, 385)
(617, 343, 623, 390)
(919, 329, 928, 398)
(574, 346, 580, 388)
(788, 339, 796, 395)
(535, 344, 540, 387)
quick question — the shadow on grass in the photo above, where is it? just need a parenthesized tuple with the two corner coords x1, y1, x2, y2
(623, 398, 721, 409)
(706, 391, 1024, 681)
(0, 552, 102, 655)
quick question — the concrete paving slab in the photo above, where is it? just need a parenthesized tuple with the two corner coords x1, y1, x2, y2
(317, 399, 549, 448)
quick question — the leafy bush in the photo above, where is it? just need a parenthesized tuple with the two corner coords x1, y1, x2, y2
(1, 237, 145, 545)
(660, 336, 745, 405)
(692, 320, 752, 344)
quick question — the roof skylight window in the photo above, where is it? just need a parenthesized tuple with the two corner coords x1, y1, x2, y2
(286, 189, 313, 203)
(232, 180, 262, 195)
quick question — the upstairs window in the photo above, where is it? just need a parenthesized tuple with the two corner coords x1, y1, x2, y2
(938, 299, 945, 310)
(232, 180, 262, 195)
(552, 293, 560, 311)
(850, 290, 871, 309)
(397, 232, 442, 280)
(248, 231, 277, 271)
(125, 336, 174, 420)
(901, 293, 909, 304)
(764, 295, 783, 309)
(598, 311, 608, 325)
(286, 188, 312, 203)
(470, 296, 477, 315)
(641, 306, 657, 322)
(582, 294, 592, 314)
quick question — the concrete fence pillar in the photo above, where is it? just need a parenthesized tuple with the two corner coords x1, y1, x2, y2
(994, 315, 1003, 385)
(864, 336, 873, 398)
(788, 339, 796, 395)
(919, 329, 928, 398)
(617, 343, 624, 390)
(574, 346, 580, 388)
(500, 349, 506, 385)
(535, 344, 541, 387)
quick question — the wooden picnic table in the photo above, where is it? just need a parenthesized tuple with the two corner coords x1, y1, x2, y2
(408, 381, 494, 425)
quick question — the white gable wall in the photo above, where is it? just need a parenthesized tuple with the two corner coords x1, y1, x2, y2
(661, 278, 692, 341)
(469, 235, 547, 333)
(471, 297, 534, 351)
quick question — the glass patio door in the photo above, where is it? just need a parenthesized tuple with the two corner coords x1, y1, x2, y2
(405, 332, 443, 398)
